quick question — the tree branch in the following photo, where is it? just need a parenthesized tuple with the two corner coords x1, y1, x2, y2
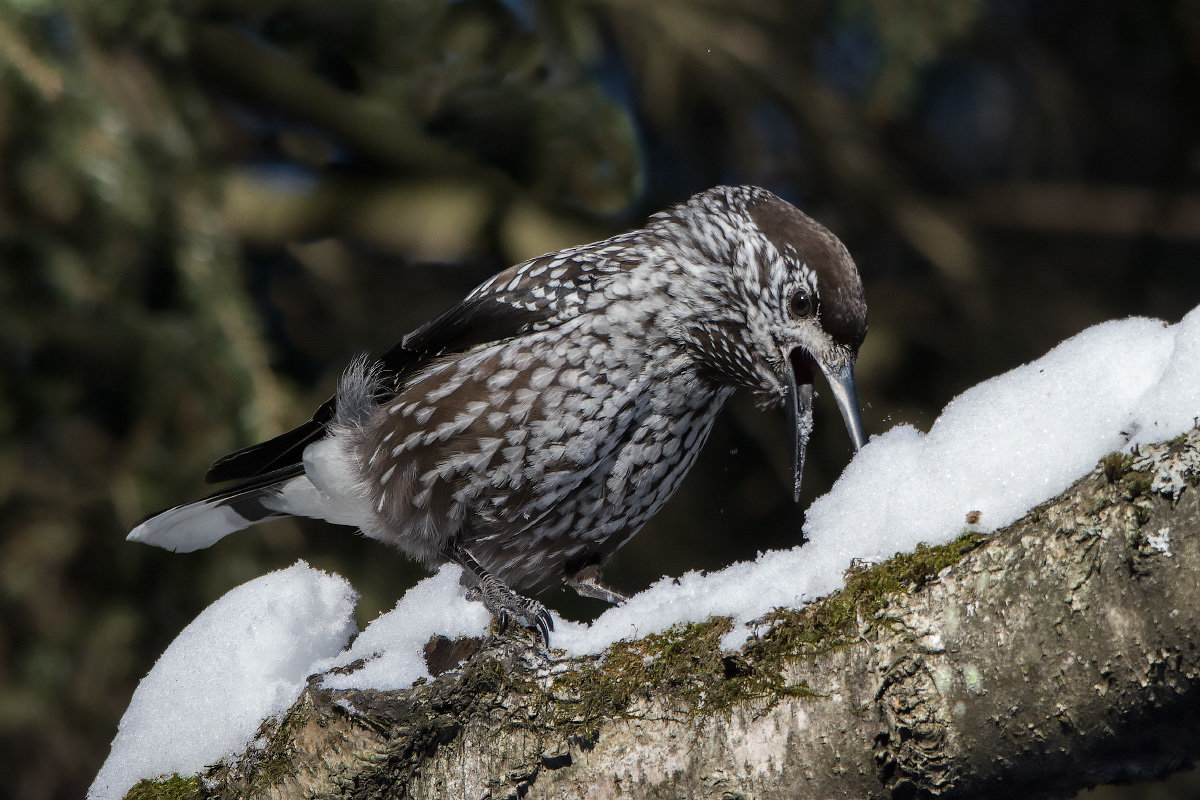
(188, 23, 491, 181)
(144, 429, 1200, 800)
(969, 183, 1200, 241)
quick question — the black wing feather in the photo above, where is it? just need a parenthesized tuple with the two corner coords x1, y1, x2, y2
(401, 295, 556, 356)
(203, 280, 568, 484)
(202, 242, 634, 484)
(204, 415, 330, 484)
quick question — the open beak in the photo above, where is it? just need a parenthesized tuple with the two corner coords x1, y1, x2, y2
(782, 349, 867, 502)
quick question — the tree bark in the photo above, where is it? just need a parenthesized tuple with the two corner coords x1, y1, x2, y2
(141, 429, 1200, 800)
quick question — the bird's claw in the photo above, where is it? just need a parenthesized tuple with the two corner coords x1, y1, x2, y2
(475, 572, 554, 646)
(499, 602, 554, 647)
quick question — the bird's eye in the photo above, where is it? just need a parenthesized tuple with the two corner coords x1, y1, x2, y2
(789, 288, 815, 319)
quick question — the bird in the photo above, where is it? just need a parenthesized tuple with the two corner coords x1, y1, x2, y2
(129, 185, 868, 645)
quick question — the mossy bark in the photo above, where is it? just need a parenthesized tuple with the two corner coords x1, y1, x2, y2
(142, 430, 1200, 800)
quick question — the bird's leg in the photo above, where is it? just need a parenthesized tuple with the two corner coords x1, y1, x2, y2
(447, 543, 554, 646)
(565, 563, 629, 606)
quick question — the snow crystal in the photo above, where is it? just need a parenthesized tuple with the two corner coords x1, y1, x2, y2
(88, 562, 358, 800)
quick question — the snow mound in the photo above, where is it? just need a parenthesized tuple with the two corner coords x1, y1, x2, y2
(89, 562, 357, 800)
(323, 565, 490, 691)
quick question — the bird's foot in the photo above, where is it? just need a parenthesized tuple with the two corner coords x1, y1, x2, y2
(566, 564, 628, 606)
(451, 544, 554, 646)
(468, 575, 554, 646)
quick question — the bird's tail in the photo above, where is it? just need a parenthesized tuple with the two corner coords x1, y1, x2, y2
(128, 465, 312, 553)
(130, 360, 378, 553)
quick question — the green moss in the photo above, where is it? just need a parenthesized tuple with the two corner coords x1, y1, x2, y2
(746, 529, 988, 661)
(458, 654, 507, 697)
(544, 531, 989, 734)
(1101, 452, 1133, 483)
(549, 617, 813, 732)
(1100, 449, 1155, 500)
(124, 774, 201, 800)
(1124, 473, 1153, 499)
(1127, 528, 1147, 549)
(244, 707, 305, 793)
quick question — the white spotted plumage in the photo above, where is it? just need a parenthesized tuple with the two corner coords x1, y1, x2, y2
(128, 185, 867, 644)
(328, 185, 862, 590)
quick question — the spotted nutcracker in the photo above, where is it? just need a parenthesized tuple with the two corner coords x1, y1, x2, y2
(129, 185, 868, 644)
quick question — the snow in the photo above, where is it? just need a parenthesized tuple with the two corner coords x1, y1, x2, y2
(96, 306, 1200, 790)
(88, 562, 357, 800)
(1127, 309, 1200, 446)
(323, 566, 490, 691)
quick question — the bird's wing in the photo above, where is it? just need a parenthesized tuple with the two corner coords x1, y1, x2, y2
(401, 234, 641, 355)
(203, 241, 639, 484)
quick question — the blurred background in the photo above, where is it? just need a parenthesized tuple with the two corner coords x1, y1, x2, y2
(2, 0, 1199, 797)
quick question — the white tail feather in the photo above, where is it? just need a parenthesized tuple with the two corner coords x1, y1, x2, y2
(126, 474, 304, 552)
(129, 434, 373, 553)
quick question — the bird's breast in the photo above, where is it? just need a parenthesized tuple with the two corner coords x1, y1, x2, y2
(351, 311, 728, 579)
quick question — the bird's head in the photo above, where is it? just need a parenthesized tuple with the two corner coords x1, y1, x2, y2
(652, 185, 868, 500)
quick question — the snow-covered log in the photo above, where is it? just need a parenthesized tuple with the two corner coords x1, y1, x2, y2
(94, 311, 1200, 800)
(123, 428, 1200, 800)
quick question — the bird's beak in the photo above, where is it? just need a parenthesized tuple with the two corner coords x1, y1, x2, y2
(783, 349, 867, 502)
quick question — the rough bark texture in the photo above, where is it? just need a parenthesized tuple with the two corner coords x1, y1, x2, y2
(133, 430, 1200, 800)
